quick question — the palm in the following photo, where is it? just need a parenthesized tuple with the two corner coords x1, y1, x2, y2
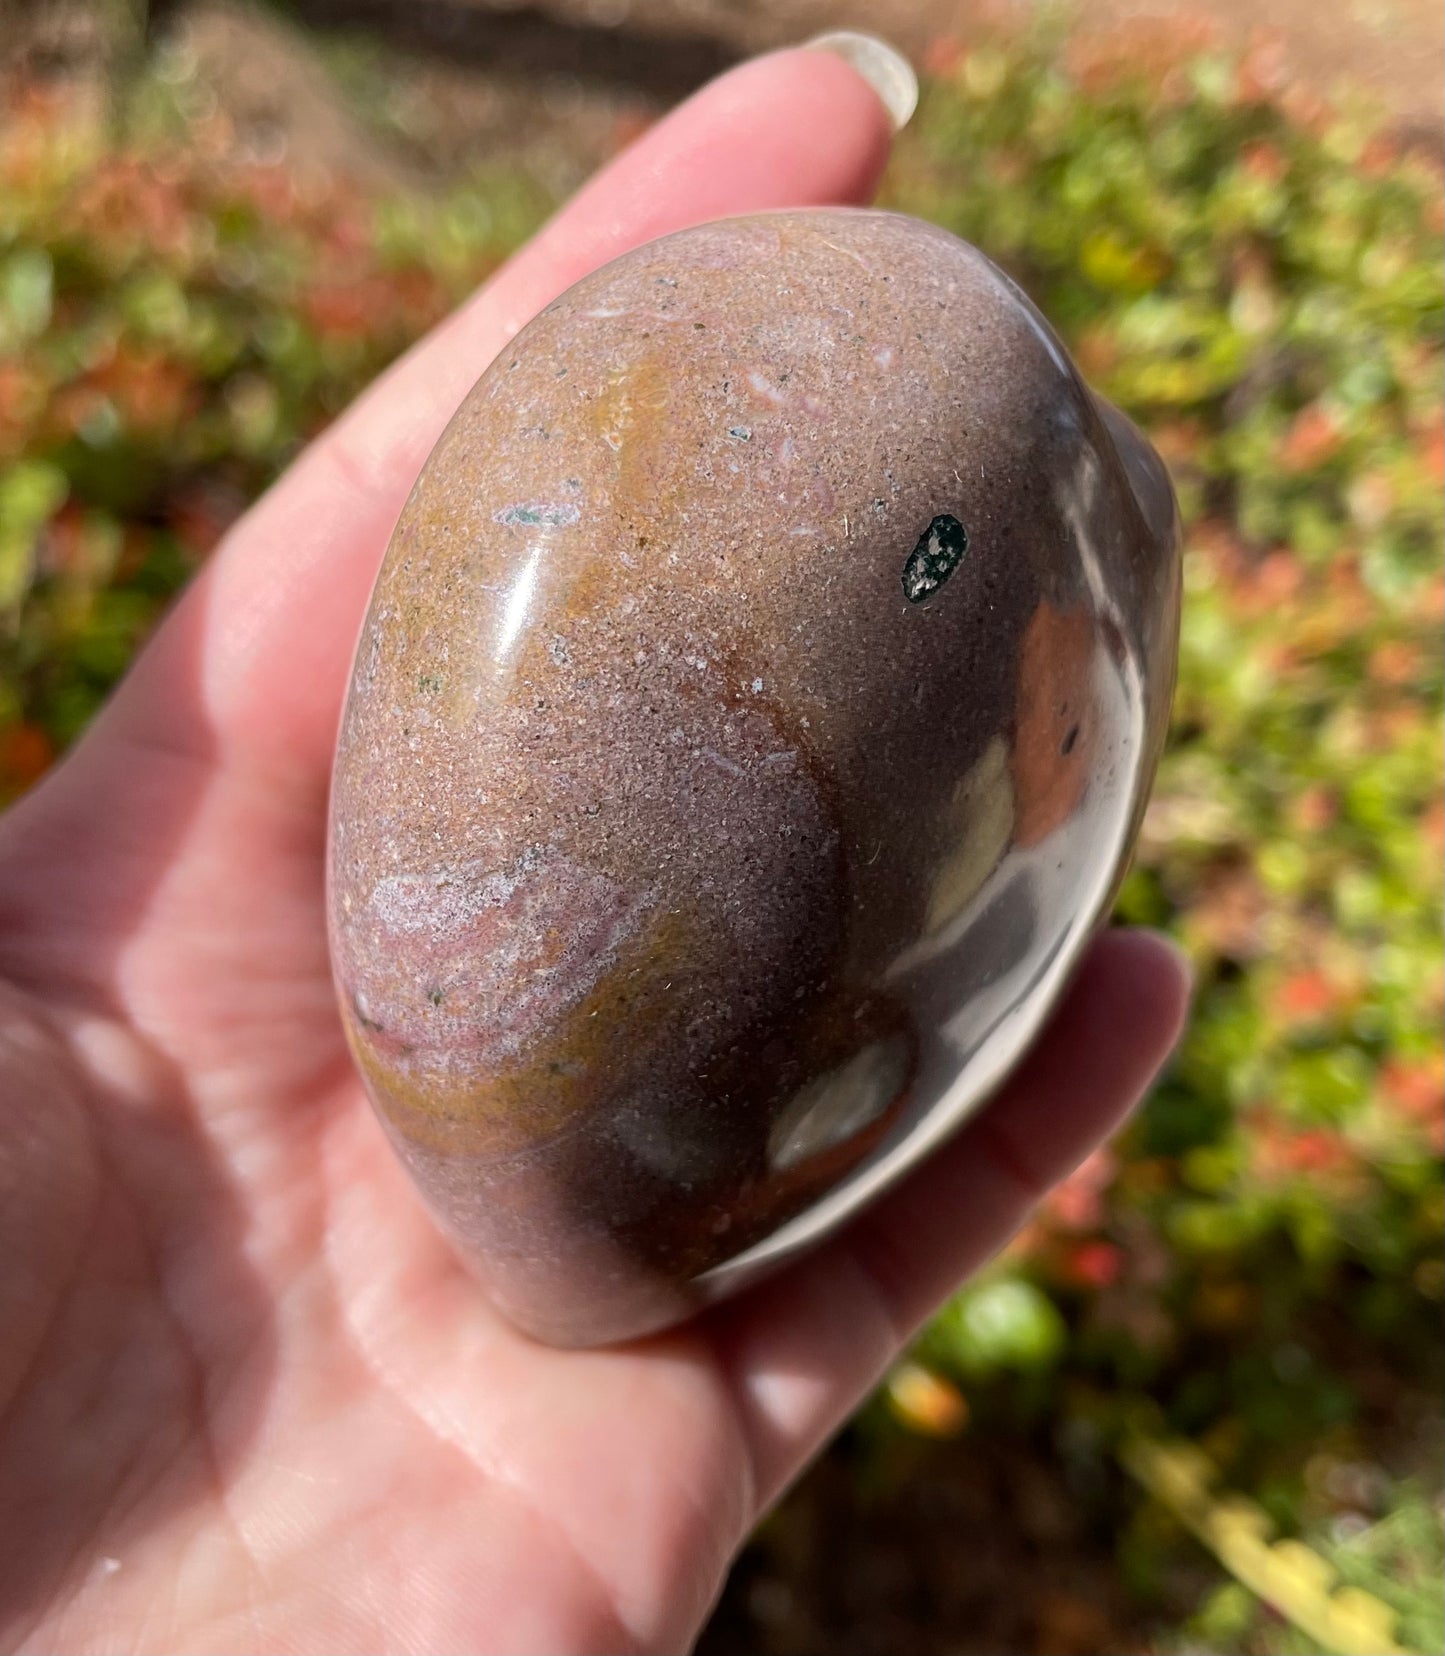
(0, 48, 1188, 1656)
(0, 726, 757, 1651)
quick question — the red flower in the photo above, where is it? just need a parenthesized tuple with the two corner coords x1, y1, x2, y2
(1064, 1240, 1124, 1289)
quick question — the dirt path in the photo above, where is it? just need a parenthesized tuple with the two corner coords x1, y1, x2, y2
(222, 0, 1445, 194)
(393, 0, 1442, 129)
(11, 3, 1436, 194)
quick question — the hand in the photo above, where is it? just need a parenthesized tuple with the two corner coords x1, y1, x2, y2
(0, 46, 1189, 1654)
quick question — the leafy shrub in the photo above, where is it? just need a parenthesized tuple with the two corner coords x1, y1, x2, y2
(0, 78, 547, 780)
(878, 24, 1443, 1642)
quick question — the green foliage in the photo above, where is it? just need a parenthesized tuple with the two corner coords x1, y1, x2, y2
(0, 84, 548, 768)
(0, 20, 1440, 1646)
(1166, 1480, 1445, 1655)
(924, 1277, 1069, 1379)
(876, 22, 1443, 1642)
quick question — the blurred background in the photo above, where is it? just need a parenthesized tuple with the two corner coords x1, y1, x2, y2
(0, 1, 1440, 1650)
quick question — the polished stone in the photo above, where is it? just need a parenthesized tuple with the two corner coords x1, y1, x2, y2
(328, 208, 1181, 1345)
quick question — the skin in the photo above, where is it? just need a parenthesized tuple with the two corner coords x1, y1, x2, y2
(0, 48, 1190, 1655)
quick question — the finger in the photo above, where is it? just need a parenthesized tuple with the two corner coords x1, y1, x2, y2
(101, 46, 896, 799)
(708, 928, 1192, 1510)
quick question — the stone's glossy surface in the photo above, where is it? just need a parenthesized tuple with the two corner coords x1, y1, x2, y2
(328, 208, 1181, 1346)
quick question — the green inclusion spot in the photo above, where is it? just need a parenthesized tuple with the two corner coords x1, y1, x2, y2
(902, 513, 968, 603)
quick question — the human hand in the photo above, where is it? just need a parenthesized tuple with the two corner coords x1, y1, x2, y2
(0, 43, 1190, 1654)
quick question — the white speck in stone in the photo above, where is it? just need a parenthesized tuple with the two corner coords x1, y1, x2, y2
(700, 748, 745, 779)
(751, 678, 764, 693)
(494, 502, 580, 528)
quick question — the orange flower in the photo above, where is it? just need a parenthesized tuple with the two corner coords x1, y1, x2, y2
(237, 163, 299, 226)
(1234, 548, 1306, 616)
(1291, 786, 1338, 834)
(305, 277, 402, 340)
(1240, 140, 1289, 185)
(1359, 134, 1401, 178)
(68, 155, 193, 262)
(1380, 1055, 1445, 1125)
(92, 347, 196, 433)
(1150, 419, 1205, 467)
(1415, 418, 1445, 484)
(0, 723, 54, 795)
(1368, 640, 1422, 688)
(1074, 325, 1119, 378)
(1273, 970, 1341, 1024)
(1253, 1123, 1356, 1180)
(1279, 403, 1344, 471)
(1326, 555, 1369, 607)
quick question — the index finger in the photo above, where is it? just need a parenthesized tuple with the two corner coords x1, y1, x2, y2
(106, 44, 901, 797)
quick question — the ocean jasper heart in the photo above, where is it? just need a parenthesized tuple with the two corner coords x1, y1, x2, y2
(327, 208, 1181, 1346)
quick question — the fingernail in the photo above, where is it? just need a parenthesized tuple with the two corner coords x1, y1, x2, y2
(802, 30, 918, 133)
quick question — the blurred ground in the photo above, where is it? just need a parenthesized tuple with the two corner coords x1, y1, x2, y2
(7, 0, 1443, 204)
